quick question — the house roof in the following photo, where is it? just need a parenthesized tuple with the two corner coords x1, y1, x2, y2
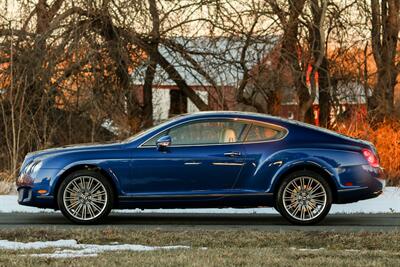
(131, 36, 276, 87)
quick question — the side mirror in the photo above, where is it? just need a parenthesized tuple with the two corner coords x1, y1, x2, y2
(156, 135, 171, 150)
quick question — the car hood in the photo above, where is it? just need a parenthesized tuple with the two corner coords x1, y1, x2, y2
(24, 142, 123, 162)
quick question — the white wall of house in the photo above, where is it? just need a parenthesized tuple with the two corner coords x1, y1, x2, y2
(152, 88, 170, 121)
(188, 91, 208, 114)
(152, 88, 208, 122)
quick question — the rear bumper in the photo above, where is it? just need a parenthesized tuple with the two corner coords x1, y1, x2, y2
(336, 168, 385, 204)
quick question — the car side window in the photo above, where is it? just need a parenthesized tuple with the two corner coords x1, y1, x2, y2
(245, 123, 286, 142)
(142, 120, 248, 146)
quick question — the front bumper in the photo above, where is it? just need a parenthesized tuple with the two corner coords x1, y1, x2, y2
(18, 187, 56, 208)
(16, 168, 60, 209)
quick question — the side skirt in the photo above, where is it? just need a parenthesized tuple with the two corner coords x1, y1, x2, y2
(115, 192, 275, 209)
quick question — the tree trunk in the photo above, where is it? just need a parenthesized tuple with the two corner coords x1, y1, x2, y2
(310, 0, 330, 127)
(169, 89, 187, 117)
(271, 0, 313, 122)
(318, 57, 331, 128)
(369, 0, 400, 122)
(142, 59, 156, 128)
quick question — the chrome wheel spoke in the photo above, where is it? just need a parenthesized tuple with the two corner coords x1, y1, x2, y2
(92, 198, 106, 204)
(90, 182, 102, 194)
(87, 204, 95, 218)
(65, 187, 79, 195)
(63, 175, 108, 221)
(310, 192, 326, 198)
(66, 200, 80, 210)
(283, 176, 327, 221)
(92, 191, 106, 198)
(91, 201, 103, 211)
(309, 184, 322, 195)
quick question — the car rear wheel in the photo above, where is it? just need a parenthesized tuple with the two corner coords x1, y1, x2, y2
(58, 170, 113, 224)
(276, 170, 332, 225)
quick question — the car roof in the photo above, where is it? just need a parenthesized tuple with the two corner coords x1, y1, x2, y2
(177, 111, 294, 126)
(178, 111, 351, 139)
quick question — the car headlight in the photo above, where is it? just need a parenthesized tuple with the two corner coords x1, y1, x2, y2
(30, 161, 42, 174)
(24, 161, 42, 175)
(23, 161, 34, 174)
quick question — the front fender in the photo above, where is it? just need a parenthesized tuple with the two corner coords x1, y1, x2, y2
(48, 159, 127, 196)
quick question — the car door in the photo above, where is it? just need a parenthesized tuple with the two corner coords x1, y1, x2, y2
(125, 119, 249, 195)
(233, 122, 289, 192)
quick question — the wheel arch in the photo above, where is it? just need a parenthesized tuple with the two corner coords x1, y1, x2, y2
(52, 164, 119, 206)
(271, 162, 338, 202)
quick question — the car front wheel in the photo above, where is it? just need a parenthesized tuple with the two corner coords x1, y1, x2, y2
(276, 170, 332, 225)
(58, 170, 113, 224)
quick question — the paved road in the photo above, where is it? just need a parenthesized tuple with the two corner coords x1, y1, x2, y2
(0, 212, 399, 232)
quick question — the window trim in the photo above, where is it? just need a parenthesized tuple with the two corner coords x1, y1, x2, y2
(138, 117, 288, 148)
(242, 121, 287, 143)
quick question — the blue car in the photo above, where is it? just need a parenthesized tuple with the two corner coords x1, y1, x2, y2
(16, 111, 385, 225)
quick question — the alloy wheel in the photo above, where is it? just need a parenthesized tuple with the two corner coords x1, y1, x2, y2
(62, 176, 108, 221)
(282, 176, 327, 221)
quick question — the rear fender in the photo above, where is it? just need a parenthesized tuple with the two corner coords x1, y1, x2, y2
(266, 157, 340, 193)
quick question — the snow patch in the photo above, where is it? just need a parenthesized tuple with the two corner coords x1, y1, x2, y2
(29, 251, 98, 258)
(0, 239, 78, 250)
(0, 239, 190, 258)
(290, 247, 325, 252)
(1, 187, 399, 214)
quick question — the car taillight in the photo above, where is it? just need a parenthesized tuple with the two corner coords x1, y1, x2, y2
(362, 149, 379, 168)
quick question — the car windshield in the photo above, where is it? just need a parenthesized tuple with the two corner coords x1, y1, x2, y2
(122, 115, 183, 143)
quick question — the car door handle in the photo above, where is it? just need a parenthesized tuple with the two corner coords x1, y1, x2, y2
(224, 151, 241, 157)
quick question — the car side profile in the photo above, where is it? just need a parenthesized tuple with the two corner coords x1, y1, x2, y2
(16, 111, 385, 225)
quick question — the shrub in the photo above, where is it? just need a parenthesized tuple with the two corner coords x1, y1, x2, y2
(336, 120, 400, 186)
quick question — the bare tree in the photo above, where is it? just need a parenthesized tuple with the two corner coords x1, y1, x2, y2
(369, 0, 400, 121)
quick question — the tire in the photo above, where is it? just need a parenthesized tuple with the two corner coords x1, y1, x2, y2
(276, 170, 332, 225)
(57, 170, 113, 224)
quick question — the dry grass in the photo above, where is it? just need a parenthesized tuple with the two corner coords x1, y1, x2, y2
(0, 228, 399, 266)
(336, 119, 400, 185)
(1, 247, 400, 267)
(0, 171, 14, 194)
(0, 171, 13, 182)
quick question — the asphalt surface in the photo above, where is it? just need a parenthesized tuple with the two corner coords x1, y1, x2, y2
(0, 212, 399, 232)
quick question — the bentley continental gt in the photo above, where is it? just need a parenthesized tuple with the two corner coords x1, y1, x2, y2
(16, 111, 385, 225)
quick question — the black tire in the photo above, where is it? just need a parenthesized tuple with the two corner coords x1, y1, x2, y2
(57, 170, 113, 224)
(276, 170, 332, 225)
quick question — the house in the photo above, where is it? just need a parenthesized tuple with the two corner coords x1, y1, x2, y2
(132, 37, 395, 126)
(245, 43, 372, 125)
(131, 36, 274, 122)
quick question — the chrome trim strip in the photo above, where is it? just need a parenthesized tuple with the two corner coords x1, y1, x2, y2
(337, 186, 368, 192)
(269, 160, 283, 166)
(118, 192, 274, 199)
(138, 117, 289, 148)
(372, 190, 383, 195)
(212, 162, 245, 166)
(184, 162, 202, 165)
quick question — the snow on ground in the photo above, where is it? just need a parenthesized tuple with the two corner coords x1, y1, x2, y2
(1, 187, 399, 214)
(0, 239, 190, 258)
